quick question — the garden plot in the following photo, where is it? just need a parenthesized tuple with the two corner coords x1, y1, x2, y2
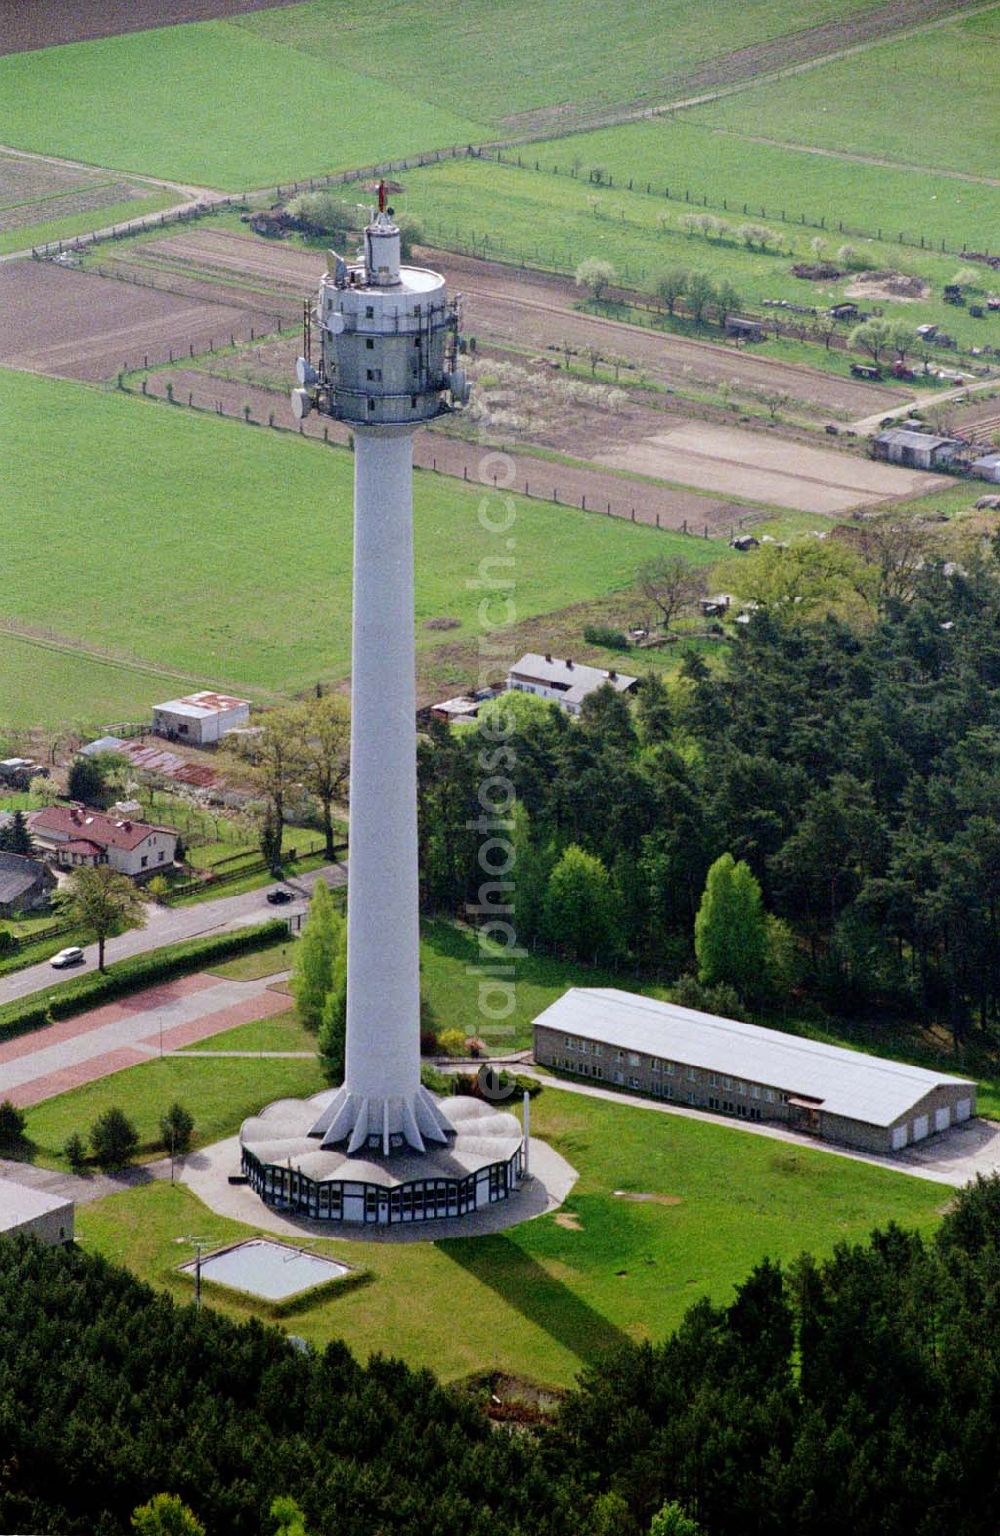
(0, 259, 283, 381)
(594, 421, 951, 515)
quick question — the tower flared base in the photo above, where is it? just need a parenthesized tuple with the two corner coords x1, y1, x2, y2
(308, 1083, 453, 1156)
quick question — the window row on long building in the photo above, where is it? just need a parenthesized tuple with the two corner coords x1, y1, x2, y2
(535, 989, 976, 1155)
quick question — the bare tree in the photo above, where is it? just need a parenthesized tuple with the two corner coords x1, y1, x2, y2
(637, 555, 708, 632)
(851, 519, 930, 606)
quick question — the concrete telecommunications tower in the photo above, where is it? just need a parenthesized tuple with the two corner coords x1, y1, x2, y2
(239, 187, 524, 1224)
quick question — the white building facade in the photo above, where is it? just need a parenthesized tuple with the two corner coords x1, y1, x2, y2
(152, 692, 250, 745)
(507, 653, 637, 715)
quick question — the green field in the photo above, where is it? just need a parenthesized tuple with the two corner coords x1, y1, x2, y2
(3, 370, 712, 727)
(526, 116, 1000, 253)
(403, 157, 994, 348)
(0, 633, 185, 731)
(235, 0, 877, 126)
(684, 7, 1000, 180)
(0, 22, 485, 191)
(76, 1086, 947, 1386)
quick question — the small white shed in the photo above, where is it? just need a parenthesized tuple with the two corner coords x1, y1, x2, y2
(152, 691, 251, 745)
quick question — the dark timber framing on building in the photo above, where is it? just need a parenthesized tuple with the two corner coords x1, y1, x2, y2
(533, 989, 976, 1155)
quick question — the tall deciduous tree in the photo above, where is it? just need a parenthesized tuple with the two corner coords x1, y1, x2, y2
(222, 709, 301, 871)
(543, 844, 621, 961)
(67, 865, 147, 971)
(291, 693, 350, 860)
(694, 852, 768, 1001)
(291, 880, 340, 1032)
(637, 554, 707, 632)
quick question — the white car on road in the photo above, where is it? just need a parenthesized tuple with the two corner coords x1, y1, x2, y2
(50, 946, 85, 969)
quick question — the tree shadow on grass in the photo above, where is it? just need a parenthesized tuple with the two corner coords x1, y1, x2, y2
(439, 1232, 632, 1372)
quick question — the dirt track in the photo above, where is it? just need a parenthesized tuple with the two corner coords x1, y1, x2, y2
(0, 0, 305, 56)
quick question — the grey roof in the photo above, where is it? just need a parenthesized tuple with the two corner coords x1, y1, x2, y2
(0, 1177, 72, 1233)
(533, 988, 974, 1127)
(875, 429, 959, 451)
(79, 735, 127, 757)
(509, 653, 637, 706)
(0, 852, 48, 906)
(972, 453, 1000, 468)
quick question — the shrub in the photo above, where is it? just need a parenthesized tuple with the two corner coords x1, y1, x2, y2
(159, 1102, 195, 1156)
(64, 1131, 88, 1171)
(90, 1107, 139, 1170)
(437, 1028, 468, 1057)
(420, 1028, 439, 1056)
(583, 624, 630, 650)
(0, 1098, 26, 1149)
(0, 931, 17, 957)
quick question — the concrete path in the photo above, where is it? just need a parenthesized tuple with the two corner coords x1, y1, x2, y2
(847, 376, 999, 436)
(0, 972, 292, 1106)
(180, 1131, 578, 1243)
(519, 1068, 1000, 1190)
(0, 1152, 168, 1206)
(0, 860, 345, 1008)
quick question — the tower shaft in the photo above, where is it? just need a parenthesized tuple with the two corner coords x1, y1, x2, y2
(345, 427, 421, 1101)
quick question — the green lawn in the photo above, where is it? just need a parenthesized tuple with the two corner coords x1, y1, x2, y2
(684, 7, 1000, 180)
(76, 1085, 948, 1386)
(403, 158, 994, 351)
(236, 0, 878, 127)
(23, 1054, 324, 1168)
(4, 369, 712, 726)
(179, 1005, 314, 1055)
(206, 939, 297, 983)
(0, 23, 486, 190)
(420, 917, 669, 1052)
(526, 116, 1000, 253)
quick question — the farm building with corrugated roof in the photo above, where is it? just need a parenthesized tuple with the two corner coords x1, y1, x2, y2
(533, 988, 975, 1154)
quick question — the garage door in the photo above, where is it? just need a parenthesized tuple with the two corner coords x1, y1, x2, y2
(957, 1098, 972, 1122)
(913, 1115, 929, 1141)
(935, 1106, 951, 1133)
(892, 1125, 908, 1151)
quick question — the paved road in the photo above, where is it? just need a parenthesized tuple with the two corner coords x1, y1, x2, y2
(0, 860, 345, 1008)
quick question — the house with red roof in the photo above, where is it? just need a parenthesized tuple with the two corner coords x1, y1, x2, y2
(28, 805, 177, 880)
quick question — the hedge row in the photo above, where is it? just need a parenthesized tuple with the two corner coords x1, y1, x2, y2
(0, 920, 288, 1044)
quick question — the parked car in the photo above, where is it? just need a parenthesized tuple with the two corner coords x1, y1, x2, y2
(50, 946, 85, 969)
(266, 888, 294, 905)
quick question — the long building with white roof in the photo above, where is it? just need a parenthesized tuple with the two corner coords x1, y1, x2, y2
(533, 988, 975, 1154)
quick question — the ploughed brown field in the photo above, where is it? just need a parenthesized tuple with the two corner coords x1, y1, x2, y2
(0, 0, 305, 57)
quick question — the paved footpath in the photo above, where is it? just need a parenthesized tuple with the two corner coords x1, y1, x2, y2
(0, 972, 294, 1107)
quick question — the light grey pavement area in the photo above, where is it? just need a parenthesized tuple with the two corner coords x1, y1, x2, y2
(0, 973, 288, 1103)
(517, 1069, 1000, 1190)
(0, 1152, 168, 1206)
(0, 860, 345, 1007)
(180, 1132, 577, 1243)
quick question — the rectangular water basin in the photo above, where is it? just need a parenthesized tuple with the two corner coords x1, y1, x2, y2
(182, 1238, 349, 1300)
